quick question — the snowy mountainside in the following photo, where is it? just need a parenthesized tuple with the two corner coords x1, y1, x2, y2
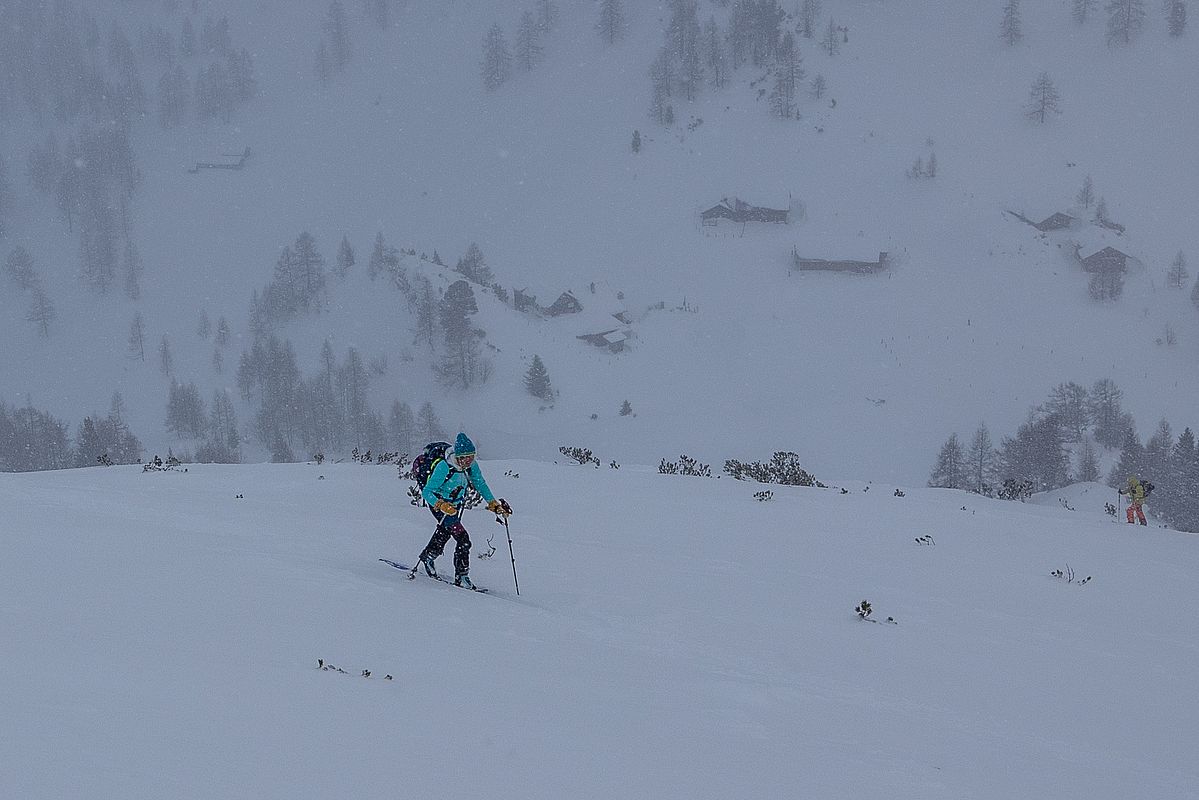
(2, 461, 1198, 798)
(0, 0, 1197, 482)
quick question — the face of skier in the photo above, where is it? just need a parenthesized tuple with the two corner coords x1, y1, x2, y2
(456, 453, 475, 469)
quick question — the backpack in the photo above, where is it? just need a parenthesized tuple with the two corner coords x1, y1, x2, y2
(410, 441, 451, 487)
(1143, 481, 1154, 498)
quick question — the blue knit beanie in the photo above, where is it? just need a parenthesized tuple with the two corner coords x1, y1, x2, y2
(454, 432, 476, 456)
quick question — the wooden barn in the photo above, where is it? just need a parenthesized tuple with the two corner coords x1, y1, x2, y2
(1034, 212, 1076, 232)
(513, 288, 537, 313)
(576, 329, 628, 353)
(545, 291, 583, 317)
(792, 250, 889, 275)
(1076, 245, 1130, 274)
(701, 197, 789, 225)
(1004, 209, 1076, 232)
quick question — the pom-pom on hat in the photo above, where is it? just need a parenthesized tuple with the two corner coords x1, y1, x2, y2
(454, 432, 476, 457)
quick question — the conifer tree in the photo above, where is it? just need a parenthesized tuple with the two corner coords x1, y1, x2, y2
(481, 24, 513, 92)
(524, 355, 554, 402)
(929, 433, 968, 489)
(412, 275, 439, 353)
(1001, 0, 1023, 45)
(1106, 0, 1146, 46)
(27, 284, 56, 337)
(388, 400, 418, 455)
(437, 280, 488, 389)
(800, 0, 823, 39)
(1090, 378, 1126, 448)
(335, 235, 355, 279)
(5, 246, 38, 291)
(1073, 0, 1096, 23)
(129, 314, 146, 361)
(1000, 412, 1071, 492)
(1025, 72, 1062, 123)
(455, 243, 494, 285)
(1167, 251, 1188, 289)
(515, 11, 543, 72)
(1168, 0, 1187, 36)
(417, 401, 446, 443)
(821, 17, 841, 55)
(1144, 418, 1174, 483)
(1076, 174, 1095, 209)
(159, 334, 173, 376)
(1076, 437, 1101, 482)
(770, 31, 803, 119)
(597, 0, 627, 45)
(325, 1, 351, 69)
(123, 240, 143, 301)
(1045, 382, 1091, 441)
(1110, 427, 1145, 487)
(631, 129, 641, 153)
(536, 0, 559, 33)
(967, 422, 998, 494)
(338, 347, 371, 447)
(166, 380, 207, 438)
(368, 231, 399, 281)
(703, 16, 726, 89)
(291, 231, 326, 311)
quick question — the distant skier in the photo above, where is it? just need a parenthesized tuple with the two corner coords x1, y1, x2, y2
(418, 433, 509, 589)
(1118, 475, 1147, 526)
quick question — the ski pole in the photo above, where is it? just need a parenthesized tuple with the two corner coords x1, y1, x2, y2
(496, 500, 519, 595)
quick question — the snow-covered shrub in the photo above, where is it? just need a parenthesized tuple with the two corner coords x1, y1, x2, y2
(724, 451, 817, 486)
(560, 446, 600, 466)
(659, 454, 710, 477)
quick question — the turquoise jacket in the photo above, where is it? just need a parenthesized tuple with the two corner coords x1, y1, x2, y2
(421, 454, 495, 511)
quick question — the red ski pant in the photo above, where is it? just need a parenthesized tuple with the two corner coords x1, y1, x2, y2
(1126, 501, 1146, 525)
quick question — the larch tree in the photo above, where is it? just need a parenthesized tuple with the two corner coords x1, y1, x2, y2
(335, 235, 355, 279)
(515, 11, 543, 72)
(1025, 72, 1062, 123)
(1076, 174, 1095, 208)
(1076, 438, 1101, 482)
(128, 313, 146, 361)
(597, 0, 627, 45)
(1167, 251, 1188, 289)
(800, 0, 823, 39)
(325, 1, 351, 69)
(929, 432, 968, 489)
(1168, 0, 1187, 36)
(1106, 0, 1146, 45)
(27, 284, 56, 337)
(481, 24, 513, 92)
(5, 246, 38, 290)
(1001, 0, 1023, 45)
(967, 422, 998, 494)
(159, 335, 173, 376)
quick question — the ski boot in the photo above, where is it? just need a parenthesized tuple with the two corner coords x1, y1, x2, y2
(421, 554, 439, 578)
(455, 574, 475, 590)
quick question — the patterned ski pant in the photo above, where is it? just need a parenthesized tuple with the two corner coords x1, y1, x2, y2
(419, 508, 472, 577)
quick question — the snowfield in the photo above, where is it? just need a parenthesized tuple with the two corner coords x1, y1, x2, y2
(3, 461, 1197, 799)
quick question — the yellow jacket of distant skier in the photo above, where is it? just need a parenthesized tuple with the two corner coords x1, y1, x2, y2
(1122, 477, 1145, 505)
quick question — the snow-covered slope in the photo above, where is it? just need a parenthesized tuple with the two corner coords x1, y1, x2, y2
(2, 461, 1197, 798)
(2, 0, 1197, 482)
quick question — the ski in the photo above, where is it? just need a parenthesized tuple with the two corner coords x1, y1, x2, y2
(378, 559, 489, 592)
